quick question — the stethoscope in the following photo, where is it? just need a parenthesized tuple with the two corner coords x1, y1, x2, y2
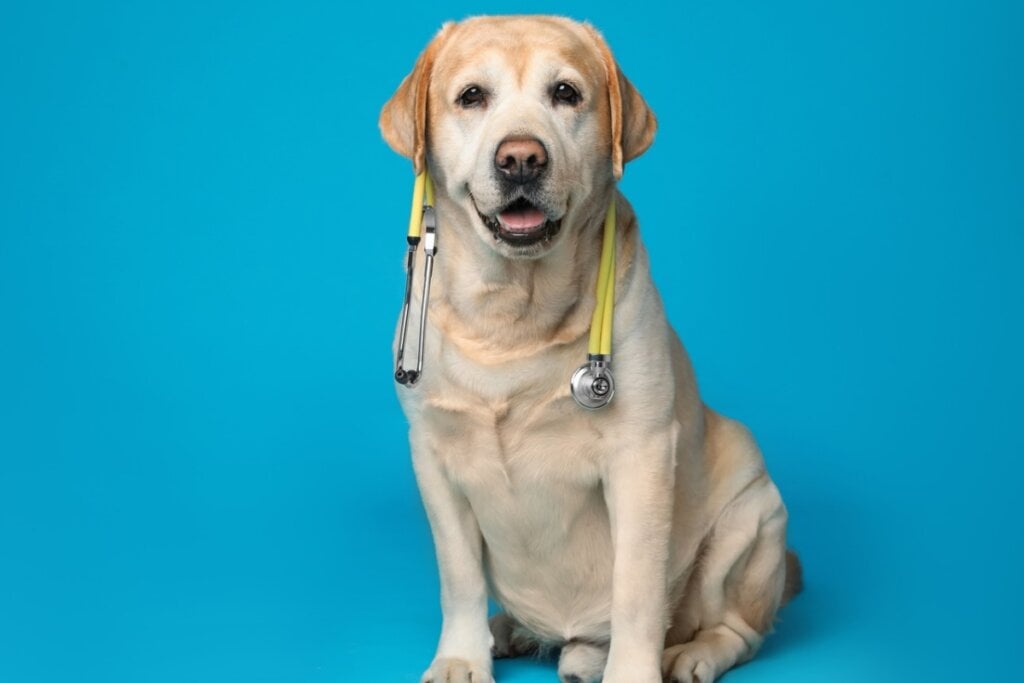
(394, 171, 617, 410)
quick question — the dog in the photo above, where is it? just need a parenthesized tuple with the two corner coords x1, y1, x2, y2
(379, 15, 801, 683)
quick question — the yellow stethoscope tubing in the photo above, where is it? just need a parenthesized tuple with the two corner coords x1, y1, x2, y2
(588, 197, 616, 356)
(407, 172, 435, 240)
(403, 171, 615, 362)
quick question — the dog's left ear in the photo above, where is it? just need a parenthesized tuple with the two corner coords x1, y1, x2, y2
(379, 23, 453, 174)
(582, 23, 658, 179)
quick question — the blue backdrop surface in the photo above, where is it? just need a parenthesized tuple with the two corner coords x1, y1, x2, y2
(1, 1, 1022, 681)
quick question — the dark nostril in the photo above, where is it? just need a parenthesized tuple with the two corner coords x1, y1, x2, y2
(494, 136, 548, 183)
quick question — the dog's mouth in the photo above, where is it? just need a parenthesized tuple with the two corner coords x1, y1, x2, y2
(476, 197, 562, 247)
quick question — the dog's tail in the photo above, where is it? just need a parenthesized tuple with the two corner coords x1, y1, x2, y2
(782, 549, 804, 605)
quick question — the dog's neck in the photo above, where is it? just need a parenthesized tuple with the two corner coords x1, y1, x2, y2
(429, 188, 626, 364)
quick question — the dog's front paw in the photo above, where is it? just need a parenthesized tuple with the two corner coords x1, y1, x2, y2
(421, 657, 494, 683)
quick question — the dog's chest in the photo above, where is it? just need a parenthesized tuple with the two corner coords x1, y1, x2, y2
(425, 384, 605, 504)
(419, 376, 617, 640)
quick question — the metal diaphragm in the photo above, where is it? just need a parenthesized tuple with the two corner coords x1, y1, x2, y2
(570, 357, 615, 409)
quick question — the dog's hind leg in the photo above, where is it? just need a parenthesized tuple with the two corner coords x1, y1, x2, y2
(557, 639, 608, 683)
(488, 612, 539, 659)
(491, 612, 608, 683)
(662, 474, 791, 683)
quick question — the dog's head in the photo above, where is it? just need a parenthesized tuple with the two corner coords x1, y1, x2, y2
(380, 16, 656, 259)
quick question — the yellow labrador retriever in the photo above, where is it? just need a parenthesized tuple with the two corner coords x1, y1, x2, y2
(380, 15, 801, 683)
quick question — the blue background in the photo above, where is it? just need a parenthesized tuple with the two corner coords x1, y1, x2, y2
(2, 1, 1021, 681)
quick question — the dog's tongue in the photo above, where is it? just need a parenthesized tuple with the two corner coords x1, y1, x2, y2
(499, 206, 547, 232)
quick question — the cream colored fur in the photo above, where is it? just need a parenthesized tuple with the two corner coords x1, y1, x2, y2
(379, 15, 798, 683)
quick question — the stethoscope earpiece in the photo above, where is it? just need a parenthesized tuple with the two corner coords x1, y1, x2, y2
(394, 173, 437, 386)
(395, 172, 618, 410)
(394, 368, 419, 386)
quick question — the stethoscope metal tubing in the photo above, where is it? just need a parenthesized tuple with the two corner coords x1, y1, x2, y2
(394, 243, 418, 384)
(411, 209, 437, 384)
(395, 207, 436, 387)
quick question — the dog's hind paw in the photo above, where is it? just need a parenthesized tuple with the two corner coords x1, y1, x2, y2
(662, 643, 718, 683)
(557, 640, 607, 683)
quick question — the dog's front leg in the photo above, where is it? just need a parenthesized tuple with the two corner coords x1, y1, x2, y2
(411, 438, 494, 683)
(601, 430, 677, 683)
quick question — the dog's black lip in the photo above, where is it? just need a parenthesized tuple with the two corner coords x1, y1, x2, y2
(471, 195, 563, 247)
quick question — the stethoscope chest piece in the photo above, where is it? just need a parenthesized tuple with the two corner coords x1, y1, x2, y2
(570, 355, 615, 410)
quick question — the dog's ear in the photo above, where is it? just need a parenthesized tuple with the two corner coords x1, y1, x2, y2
(379, 23, 453, 174)
(583, 23, 657, 179)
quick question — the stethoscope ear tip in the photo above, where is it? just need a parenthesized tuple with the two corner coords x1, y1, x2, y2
(395, 368, 420, 386)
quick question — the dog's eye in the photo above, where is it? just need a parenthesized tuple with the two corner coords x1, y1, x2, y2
(457, 85, 487, 108)
(552, 82, 581, 106)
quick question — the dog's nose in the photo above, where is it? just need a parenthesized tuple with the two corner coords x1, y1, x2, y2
(494, 136, 548, 184)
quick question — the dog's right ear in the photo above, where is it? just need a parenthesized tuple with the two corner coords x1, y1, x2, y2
(379, 23, 453, 175)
